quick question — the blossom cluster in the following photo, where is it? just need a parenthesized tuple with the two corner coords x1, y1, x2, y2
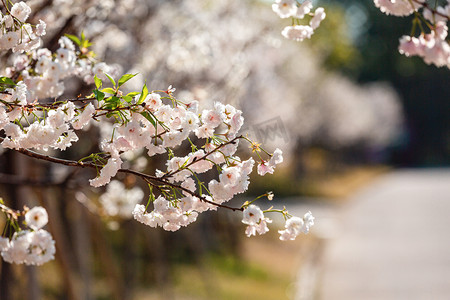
(272, 0, 326, 42)
(0, 100, 93, 151)
(90, 95, 245, 187)
(374, 0, 450, 68)
(242, 204, 273, 237)
(2, 37, 118, 101)
(99, 180, 144, 218)
(279, 211, 314, 241)
(0, 206, 56, 266)
(0, 5, 118, 152)
(0, 1, 45, 52)
(122, 98, 297, 236)
(133, 156, 255, 232)
(241, 205, 314, 239)
(133, 196, 198, 232)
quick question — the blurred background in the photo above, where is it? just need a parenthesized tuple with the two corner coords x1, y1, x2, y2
(0, 0, 449, 299)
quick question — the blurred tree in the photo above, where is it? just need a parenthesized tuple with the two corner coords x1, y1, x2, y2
(321, 0, 450, 166)
(309, 3, 363, 73)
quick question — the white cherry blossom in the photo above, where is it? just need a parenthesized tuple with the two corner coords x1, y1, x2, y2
(25, 206, 48, 231)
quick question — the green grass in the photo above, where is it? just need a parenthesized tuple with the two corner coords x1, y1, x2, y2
(172, 254, 292, 300)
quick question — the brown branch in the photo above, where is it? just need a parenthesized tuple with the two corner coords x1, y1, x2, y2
(1, 0, 10, 14)
(28, 0, 53, 23)
(59, 97, 97, 103)
(2, 98, 150, 125)
(47, 15, 76, 52)
(1, 96, 96, 110)
(1, 97, 156, 124)
(5, 141, 243, 212)
(93, 105, 138, 118)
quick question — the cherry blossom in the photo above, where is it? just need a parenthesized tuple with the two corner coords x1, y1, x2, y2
(374, 0, 450, 68)
(272, 0, 326, 42)
(25, 206, 48, 231)
(0, 206, 56, 266)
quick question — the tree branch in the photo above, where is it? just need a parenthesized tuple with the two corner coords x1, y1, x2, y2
(411, 0, 450, 21)
(2, 141, 243, 212)
(162, 135, 242, 180)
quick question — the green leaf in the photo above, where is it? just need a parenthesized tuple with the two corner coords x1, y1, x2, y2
(65, 34, 81, 46)
(110, 96, 121, 104)
(94, 75, 102, 89)
(138, 83, 148, 104)
(140, 111, 156, 127)
(93, 89, 105, 102)
(122, 92, 139, 104)
(0, 77, 16, 86)
(82, 39, 92, 49)
(122, 95, 133, 103)
(126, 92, 140, 97)
(106, 111, 119, 119)
(118, 73, 138, 88)
(101, 87, 116, 94)
(104, 73, 116, 87)
(103, 96, 121, 110)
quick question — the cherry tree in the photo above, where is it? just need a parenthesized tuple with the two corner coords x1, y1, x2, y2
(0, 0, 326, 268)
(0, 1, 447, 297)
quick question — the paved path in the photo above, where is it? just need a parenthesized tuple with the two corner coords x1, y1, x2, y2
(314, 169, 450, 300)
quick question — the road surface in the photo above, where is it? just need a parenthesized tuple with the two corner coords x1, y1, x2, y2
(296, 169, 450, 300)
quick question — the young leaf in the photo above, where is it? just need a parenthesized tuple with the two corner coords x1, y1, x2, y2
(101, 87, 116, 95)
(81, 39, 92, 49)
(105, 110, 121, 119)
(140, 111, 156, 127)
(93, 90, 105, 102)
(122, 92, 139, 104)
(104, 96, 121, 110)
(80, 31, 92, 49)
(138, 83, 148, 104)
(126, 92, 140, 97)
(0, 77, 16, 86)
(64, 34, 81, 46)
(122, 95, 133, 103)
(104, 73, 116, 87)
(118, 73, 138, 88)
(94, 75, 102, 89)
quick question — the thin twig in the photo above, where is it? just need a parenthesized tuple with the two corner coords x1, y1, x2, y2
(411, 0, 450, 20)
(0, 203, 22, 219)
(162, 135, 242, 180)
